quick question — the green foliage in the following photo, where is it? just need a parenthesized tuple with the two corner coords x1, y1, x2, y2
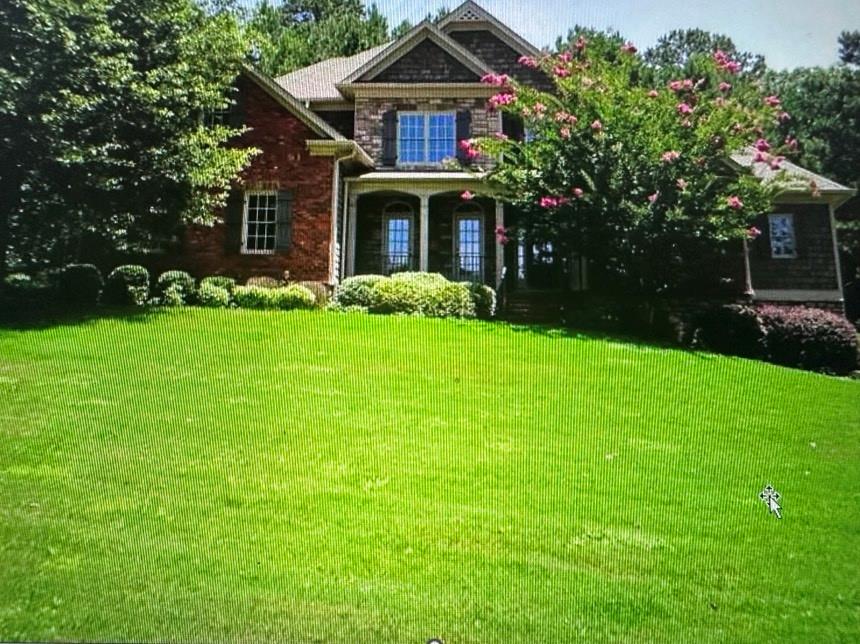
(58, 264, 103, 307)
(161, 284, 186, 307)
(367, 273, 476, 318)
(463, 282, 497, 319)
(104, 265, 150, 306)
(245, 0, 389, 77)
(200, 275, 237, 293)
(643, 29, 766, 81)
(295, 281, 330, 308)
(839, 30, 860, 66)
(245, 275, 282, 289)
(156, 271, 196, 304)
(197, 282, 232, 308)
(0, 0, 258, 275)
(333, 275, 387, 308)
(1, 272, 54, 313)
(233, 284, 316, 310)
(479, 36, 785, 297)
(691, 304, 767, 358)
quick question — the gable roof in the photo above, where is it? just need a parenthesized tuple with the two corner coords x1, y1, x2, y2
(276, 43, 390, 102)
(243, 66, 344, 140)
(342, 20, 491, 84)
(731, 148, 854, 200)
(438, 0, 541, 58)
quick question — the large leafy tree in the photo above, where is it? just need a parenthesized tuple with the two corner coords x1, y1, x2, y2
(468, 38, 790, 297)
(644, 29, 766, 81)
(246, 0, 389, 77)
(0, 0, 257, 277)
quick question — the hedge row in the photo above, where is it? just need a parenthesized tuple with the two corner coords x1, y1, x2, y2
(331, 272, 496, 320)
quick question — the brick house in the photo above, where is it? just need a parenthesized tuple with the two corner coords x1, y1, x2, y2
(180, 0, 855, 312)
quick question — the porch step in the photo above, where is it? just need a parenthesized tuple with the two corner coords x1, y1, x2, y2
(501, 290, 564, 323)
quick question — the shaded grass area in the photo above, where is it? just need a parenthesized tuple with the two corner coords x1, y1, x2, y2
(1, 309, 858, 642)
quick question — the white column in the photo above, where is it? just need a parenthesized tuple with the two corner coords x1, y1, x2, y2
(347, 192, 359, 277)
(495, 200, 505, 288)
(419, 194, 430, 272)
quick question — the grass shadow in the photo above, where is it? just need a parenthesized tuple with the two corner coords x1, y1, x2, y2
(0, 306, 167, 331)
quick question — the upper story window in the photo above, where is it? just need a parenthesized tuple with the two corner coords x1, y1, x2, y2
(768, 213, 797, 259)
(398, 112, 456, 165)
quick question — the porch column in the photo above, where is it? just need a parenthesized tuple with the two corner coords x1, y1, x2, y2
(419, 194, 430, 272)
(495, 200, 505, 288)
(347, 192, 359, 277)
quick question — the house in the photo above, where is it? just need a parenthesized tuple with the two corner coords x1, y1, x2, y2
(179, 0, 855, 314)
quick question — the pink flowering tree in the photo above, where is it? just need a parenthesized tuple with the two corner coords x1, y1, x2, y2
(468, 37, 794, 296)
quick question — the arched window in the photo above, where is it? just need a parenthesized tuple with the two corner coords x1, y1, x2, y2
(382, 201, 414, 274)
(453, 202, 484, 282)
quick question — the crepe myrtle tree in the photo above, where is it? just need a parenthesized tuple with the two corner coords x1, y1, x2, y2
(461, 37, 794, 297)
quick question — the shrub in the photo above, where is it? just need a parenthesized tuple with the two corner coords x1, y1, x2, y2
(464, 282, 496, 319)
(57, 264, 103, 307)
(245, 275, 281, 289)
(757, 305, 858, 375)
(233, 285, 316, 310)
(333, 275, 387, 308)
(201, 276, 236, 293)
(197, 283, 231, 308)
(391, 272, 449, 288)
(2, 272, 54, 313)
(161, 284, 185, 307)
(156, 270, 195, 304)
(370, 277, 424, 315)
(420, 282, 476, 318)
(104, 265, 150, 306)
(368, 273, 477, 318)
(295, 281, 330, 308)
(690, 304, 767, 359)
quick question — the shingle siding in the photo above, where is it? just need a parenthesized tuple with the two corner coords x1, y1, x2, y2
(447, 29, 553, 90)
(368, 40, 480, 83)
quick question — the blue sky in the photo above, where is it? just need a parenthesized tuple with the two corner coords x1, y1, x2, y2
(367, 0, 860, 69)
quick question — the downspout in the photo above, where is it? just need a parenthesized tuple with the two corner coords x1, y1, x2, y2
(329, 143, 361, 285)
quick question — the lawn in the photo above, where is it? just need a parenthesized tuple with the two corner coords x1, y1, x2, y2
(1, 308, 858, 642)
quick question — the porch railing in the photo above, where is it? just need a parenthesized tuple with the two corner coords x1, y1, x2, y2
(452, 253, 485, 283)
(380, 253, 416, 275)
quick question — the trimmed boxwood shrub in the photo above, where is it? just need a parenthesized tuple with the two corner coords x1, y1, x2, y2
(464, 282, 496, 319)
(368, 273, 477, 318)
(419, 282, 475, 318)
(370, 277, 424, 315)
(200, 276, 236, 293)
(295, 281, 330, 308)
(104, 265, 150, 306)
(691, 304, 767, 359)
(245, 276, 281, 289)
(333, 275, 387, 308)
(58, 264, 103, 307)
(233, 285, 316, 310)
(197, 283, 231, 308)
(156, 271, 195, 304)
(161, 284, 185, 307)
(2, 273, 54, 313)
(757, 305, 858, 375)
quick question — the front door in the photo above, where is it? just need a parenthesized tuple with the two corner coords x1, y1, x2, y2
(525, 240, 561, 289)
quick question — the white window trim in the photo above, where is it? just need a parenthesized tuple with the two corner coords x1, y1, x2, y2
(396, 111, 456, 167)
(768, 212, 798, 259)
(241, 190, 278, 256)
(382, 202, 416, 273)
(453, 202, 485, 282)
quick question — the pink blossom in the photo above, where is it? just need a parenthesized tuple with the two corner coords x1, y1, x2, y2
(647, 89, 659, 98)
(676, 102, 693, 115)
(555, 111, 577, 124)
(620, 41, 637, 54)
(668, 80, 684, 92)
(481, 73, 512, 87)
(777, 111, 791, 122)
(495, 225, 510, 245)
(676, 178, 688, 191)
(785, 136, 798, 149)
(661, 150, 681, 163)
(763, 95, 781, 107)
(648, 192, 659, 204)
(518, 55, 538, 68)
(493, 132, 509, 141)
(769, 156, 785, 170)
(461, 191, 475, 201)
(724, 60, 741, 74)
(558, 51, 572, 63)
(488, 92, 517, 111)
(554, 66, 571, 78)
(540, 196, 569, 209)
(458, 139, 480, 160)
(753, 151, 770, 163)
(575, 36, 587, 51)
(590, 119, 603, 132)
(727, 196, 744, 210)
(560, 126, 571, 139)
(747, 226, 762, 240)
(718, 81, 732, 92)
(754, 138, 771, 152)
(713, 49, 741, 74)
(572, 187, 584, 198)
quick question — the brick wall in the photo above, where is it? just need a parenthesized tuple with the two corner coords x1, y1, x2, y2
(748, 203, 839, 291)
(354, 96, 499, 169)
(181, 76, 335, 283)
(370, 39, 480, 83)
(447, 29, 553, 91)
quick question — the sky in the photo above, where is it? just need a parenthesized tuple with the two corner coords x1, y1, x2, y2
(365, 0, 860, 69)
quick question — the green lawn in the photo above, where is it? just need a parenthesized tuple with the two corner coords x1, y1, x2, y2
(1, 309, 858, 642)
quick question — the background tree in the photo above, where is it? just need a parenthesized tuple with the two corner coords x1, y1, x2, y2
(644, 29, 766, 81)
(838, 30, 860, 66)
(390, 6, 451, 40)
(246, 0, 389, 77)
(472, 37, 790, 298)
(0, 0, 257, 278)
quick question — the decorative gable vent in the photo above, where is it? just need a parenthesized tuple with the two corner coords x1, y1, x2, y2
(455, 8, 483, 21)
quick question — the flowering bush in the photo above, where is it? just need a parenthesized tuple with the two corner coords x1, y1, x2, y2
(474, 35, 796, 296)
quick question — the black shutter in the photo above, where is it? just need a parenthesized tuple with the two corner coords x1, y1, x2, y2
(456, 110, 472, 162)
(228, 81, 245, 129)
(275, 190, 294, 252)
(223, 189, 245, 254)
(382, 110, 397, 166)
(504, 114, 525, 142)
